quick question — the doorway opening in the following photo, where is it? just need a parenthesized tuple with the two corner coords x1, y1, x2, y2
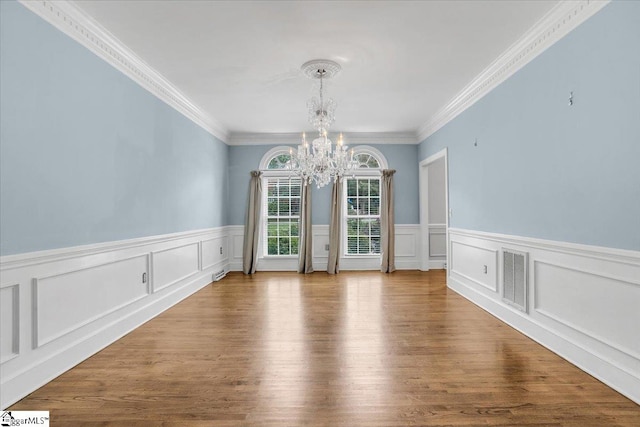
(419, 148, 448, 271)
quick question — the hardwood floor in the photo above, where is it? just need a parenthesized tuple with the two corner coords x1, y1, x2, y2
(9, 271, 639, 426)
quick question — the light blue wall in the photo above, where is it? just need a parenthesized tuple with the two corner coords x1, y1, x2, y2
(228, 145, 278, 226)
(9, 1, 633, 255)
(377, 144, 420, 224)
(228, 144, 419, 225)
(419, 1, 640, 251)
(0, 1, 229, 256)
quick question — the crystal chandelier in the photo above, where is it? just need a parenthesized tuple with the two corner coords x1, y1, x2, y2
(289, 60, 358, 188)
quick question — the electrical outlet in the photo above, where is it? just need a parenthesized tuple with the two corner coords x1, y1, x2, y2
(142, 272, 147, 283)
(325, 244, 330, 251)
(483, 265, 488, 274)
(219, 246, 223, 254)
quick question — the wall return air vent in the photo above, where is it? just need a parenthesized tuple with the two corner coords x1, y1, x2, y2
(213, 270, 226, 282)
(502, 249, 528, 312)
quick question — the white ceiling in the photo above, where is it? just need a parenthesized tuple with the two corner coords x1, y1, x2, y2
(70, 0, 559, 136)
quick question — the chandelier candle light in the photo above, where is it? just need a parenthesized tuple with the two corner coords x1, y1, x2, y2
(289, 59, 358, 188)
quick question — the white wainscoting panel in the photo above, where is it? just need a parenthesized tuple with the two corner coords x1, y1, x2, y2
(450, 240, 498, 292)
(312, 225, 330, 271)
(228, 224, 420, 272)
(152, 243, 199, 292)
(201, 236, 228, 272)
(447, 228, 640, 405)
(533, 261, 640, 360)
(0, 284, 19, 363)
(394, 225, 420, 270)
(428, 224, 447, 258)
(257, 257, 298, 271)
(395, 234, 416, 257)
(0, 226, 230, 409)
(34, 255, 149, 348)
(313, 227, 330, 259)
(339, 256, 382, 271)
(228, 225, 245, 272)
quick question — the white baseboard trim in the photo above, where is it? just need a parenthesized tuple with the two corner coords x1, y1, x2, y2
(447, 228, 640, 405)
(229, 261, 243, 272)
(429, 260, 446, 269)
(1, 227, 230, 409)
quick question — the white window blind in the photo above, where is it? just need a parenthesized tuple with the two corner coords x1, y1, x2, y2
(345, 178, 381, 255)
(264, 177, 301, 256)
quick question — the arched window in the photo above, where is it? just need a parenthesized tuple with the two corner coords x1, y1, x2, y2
(259, 147, 301, 257)
(266, 153, 293, 170)
(353, 152, 380, 169)
(343, 146, 388, 256)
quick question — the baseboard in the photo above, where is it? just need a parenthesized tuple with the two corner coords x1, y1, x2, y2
(428, 260, 446, 269)
(447, 228, 640, 405)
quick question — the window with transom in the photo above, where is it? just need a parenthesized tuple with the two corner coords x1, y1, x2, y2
(342, 147, 387, 256)
(261, 149, 301, 257)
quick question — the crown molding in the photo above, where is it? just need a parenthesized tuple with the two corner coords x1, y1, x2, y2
(228, 133, 302, 146)
(18, 0, 610, 147)
(417, 0, 611, 142)
(228, 131, 418, 146)
(18, 0, 229, 143)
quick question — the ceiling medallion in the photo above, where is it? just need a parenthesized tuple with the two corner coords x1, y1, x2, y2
(289, 60, 357, 188)
(300, 59, 342, 79)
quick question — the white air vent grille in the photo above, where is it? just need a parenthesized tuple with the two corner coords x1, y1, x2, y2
(502, 249, 528, 312)
(213, 270, 226, 282)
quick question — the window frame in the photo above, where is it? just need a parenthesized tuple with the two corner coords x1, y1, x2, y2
(343, 176, 382, 257)
(259, 146, 300, 258)
(262, 176, 301, 258)
(340, 146, 388, 258)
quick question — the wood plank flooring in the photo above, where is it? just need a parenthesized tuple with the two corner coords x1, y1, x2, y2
(9, 271, 640, 426)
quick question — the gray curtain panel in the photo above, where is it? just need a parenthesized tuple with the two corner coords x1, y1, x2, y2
(380, 169, 396, 273)
(326, 177, 342, 274)
(298, 180, 314, 273)
(242, 171, 262, 274)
